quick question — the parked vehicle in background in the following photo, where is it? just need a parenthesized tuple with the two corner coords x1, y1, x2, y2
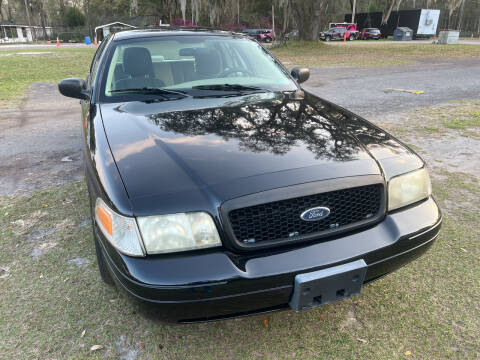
(345, 9, 440, 39)
(329, 22, 359, 39)
(257, 29, 274, 42)
(241, 28, 260, 40)
(285, 30, 299, 41)
(329, 22, 358, 32)
(319, 27, 355, 41)
(360, 28, 381, 40)
(240, 29, 274, 42)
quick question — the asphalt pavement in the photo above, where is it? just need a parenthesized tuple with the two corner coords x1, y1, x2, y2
(304, 57, 480, 121)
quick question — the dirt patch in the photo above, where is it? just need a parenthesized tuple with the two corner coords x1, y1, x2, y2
(31, 241, 58, 258)
(114, 335, 139, 360)
(370, 101, 480, 178)
(27, 227, 55, 241)
(67, 257, 90, 267)
(410, 136, 480, 177)
(0, 82, 83, 196)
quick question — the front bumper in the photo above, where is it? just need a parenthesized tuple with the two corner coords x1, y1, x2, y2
(97, 197, 441, 322)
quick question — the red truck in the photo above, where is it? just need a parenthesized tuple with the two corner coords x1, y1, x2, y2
(319, 23, 359, 41)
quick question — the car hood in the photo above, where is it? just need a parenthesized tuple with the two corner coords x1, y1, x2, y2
(100, 91, 420, 216)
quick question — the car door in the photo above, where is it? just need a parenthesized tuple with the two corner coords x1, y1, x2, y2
(336, 28, 345, 40)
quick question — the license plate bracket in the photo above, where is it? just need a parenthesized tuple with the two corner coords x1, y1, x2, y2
(289, 259, 367, 312)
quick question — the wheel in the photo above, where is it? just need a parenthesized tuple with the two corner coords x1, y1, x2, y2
(325, 36, 331, 42)
(93, 225, 114, 285)
(265, 37, 272, 43)
(349, 35, 354, 41)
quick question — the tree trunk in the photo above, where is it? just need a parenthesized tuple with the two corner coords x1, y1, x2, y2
(180, 0, 187, 23)
(382, 0, 403, 25)
(291, 0, 328, 41)
(58, 0, 65, 25)
(40, 0, 48, 40)
(456, 0, 466, 31)
(282, 0, 289, 32)
(7, 0, 13, 21)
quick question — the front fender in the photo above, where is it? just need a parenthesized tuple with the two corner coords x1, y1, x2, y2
(84, 103, 132, 216)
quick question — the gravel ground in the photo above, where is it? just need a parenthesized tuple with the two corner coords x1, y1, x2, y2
(304, 57, 480, 178)
(304, 57, 480, 120)
(0, 83, 83, 196)
(324, 39, 480, 46)
(1, 57, 479, 196)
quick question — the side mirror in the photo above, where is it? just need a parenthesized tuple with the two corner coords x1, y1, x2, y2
(58, 78, 89, 100)
(291, 67, 310, 84)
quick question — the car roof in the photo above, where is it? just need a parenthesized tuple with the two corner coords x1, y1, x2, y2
(113, 28, 245, 41)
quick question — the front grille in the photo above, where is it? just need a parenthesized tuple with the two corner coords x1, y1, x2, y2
(227, 184, 383, 247)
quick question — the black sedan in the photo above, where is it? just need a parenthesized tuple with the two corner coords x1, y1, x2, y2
(59, 29, 441, 322)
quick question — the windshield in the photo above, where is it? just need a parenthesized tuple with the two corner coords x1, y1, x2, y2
(100, 35, 296, 102)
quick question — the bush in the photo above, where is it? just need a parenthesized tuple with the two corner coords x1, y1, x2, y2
(65, 7, 85, 28)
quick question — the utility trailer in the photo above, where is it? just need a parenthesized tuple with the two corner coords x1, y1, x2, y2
(345, 9, 440, 39)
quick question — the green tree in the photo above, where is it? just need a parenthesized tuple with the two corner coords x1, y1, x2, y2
(65, 6, 85, 27)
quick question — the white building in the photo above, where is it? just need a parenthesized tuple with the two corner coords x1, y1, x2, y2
(94, 22, 136, 42)
(0, 24, 53, 42)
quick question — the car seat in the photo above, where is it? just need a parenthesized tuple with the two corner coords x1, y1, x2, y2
(115, 47, 165, 90)
(194, 48, 222, 79)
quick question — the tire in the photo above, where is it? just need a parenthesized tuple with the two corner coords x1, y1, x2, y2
(265, 37, 272, 43)
(93, 226, 114, 285)
(349, 35, 354, 41)
(325, 36, 331, 42)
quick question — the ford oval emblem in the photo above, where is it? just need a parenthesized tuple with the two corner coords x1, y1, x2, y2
(300, 207, 331, 221)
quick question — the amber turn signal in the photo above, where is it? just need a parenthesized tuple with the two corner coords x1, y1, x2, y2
(96, 202, 113, 236)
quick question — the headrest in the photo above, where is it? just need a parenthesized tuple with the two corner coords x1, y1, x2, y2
(123, 47, 153, 77)
(194, 48, 221, 76)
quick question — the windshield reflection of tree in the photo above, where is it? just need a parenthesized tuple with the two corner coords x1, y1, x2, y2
(148, 95, 395, 160)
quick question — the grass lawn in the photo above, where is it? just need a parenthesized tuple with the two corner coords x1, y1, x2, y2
(0, 163, 478, 359)
(271, 41, 480, 67)
(382, 101, 480, 140)
(0, 48, 95, 107)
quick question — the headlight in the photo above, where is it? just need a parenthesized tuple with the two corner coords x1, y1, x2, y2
(388, 168, 432, 211)
(137, 212, 221, 254)
(95, 199, 145, 256)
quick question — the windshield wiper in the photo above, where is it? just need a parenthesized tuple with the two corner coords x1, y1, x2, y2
(109, 87, 189, 97)
(191, 84, 269, 92)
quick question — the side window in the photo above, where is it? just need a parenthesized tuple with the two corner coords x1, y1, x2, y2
(88, 37, 109, 88)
